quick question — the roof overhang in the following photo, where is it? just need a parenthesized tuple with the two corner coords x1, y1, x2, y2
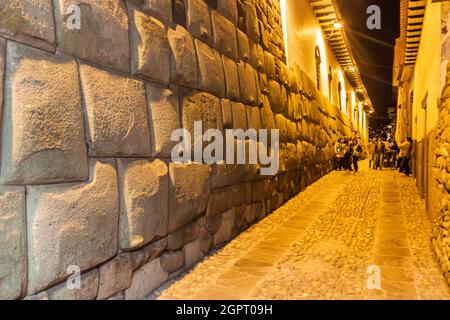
(309, 0, 374, 113)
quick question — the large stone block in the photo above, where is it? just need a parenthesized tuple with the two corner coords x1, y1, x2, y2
(97, 254, 132, 300)
(222, 55, 240, 101)
(0, 0, 55, 51)
(125, 258, 168, 300)
(168, 163, 211, 232)
(246, 105, 262, 131)
(245, 2, 260, 43)
(238, 62, 258, 105)
(161, 250, 185, 273)
(206, 188, 233, 217)
(195, 40, 226, 97)
(221, 99, 233, 129)
(212, 11, 238, 61)
(1, 42, 88, 184)
(213, 210, 235, 246)
(129, 5, 170, 84)
(184, 239, 203, 268)
(167, 217, 204, 250)
(27, 160, 119, 294)
(55, 0, 130, 72)
(127, 0, 172, 24)
(0, 187, 26, 300)
(168, 25, 198, 88)
(79, 63, 152, 157)
(0, 38, 4, 114)
(231, 102, 248, 130)
(182, 90, 223, 136)
(237, 29, 251, 63)
(186, 0, 211, 43)
(147, 84, 181, 158)
(217, 0, 238, 26)
(129, 237, 167, 271)
(118, 159, 169, 250)
(47, 269, 99, 300)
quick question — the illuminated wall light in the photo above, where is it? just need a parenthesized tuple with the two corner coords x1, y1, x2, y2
(333, 22, 343, 29)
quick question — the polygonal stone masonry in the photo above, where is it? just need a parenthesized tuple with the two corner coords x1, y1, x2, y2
(222, 55, 240, 101)
(217, 0, 238, 26)
(47, 269, 99, 300)
(127, 0, 172, 24)
(167, 217, 204, 251)
(125, 257, 168, 300)
(0, 187, 26, 300)
(245, 2, 260, 43)
(129, 4, 170, 84)
(195, 39, 226, 97)
(117, 159, 169, 251)
(168, 163, 211, 233)
(186, 0, 212, 43)
(184, 239, 203, 268)
(79, 63, 152, 157)
(168, 24, 198, 88)
(237, 29, 251, 63)
(231, 101, 248, 131)
(182, 90, 224, 137)
(1, 42, 88, 185)
(97, 254, 132, 300)
(221, 99, 233, 129)
(0, 0, 55, 51)
(238, 61, 258, 105)
(55, 0, 130, 73)
(26, 160, 119, 294)
(146, 84, 181, 158)
(212, 10, 238, 61)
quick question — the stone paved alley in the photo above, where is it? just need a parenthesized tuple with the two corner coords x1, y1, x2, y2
(156, 162, 450, 300)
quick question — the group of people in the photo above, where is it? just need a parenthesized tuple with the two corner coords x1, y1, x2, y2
(334, 138, 364, 172)
(334, 136, 414, 176)
(367, 137, 413, 176)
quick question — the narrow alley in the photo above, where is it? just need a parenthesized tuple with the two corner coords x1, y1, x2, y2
(157, 163, 450, 300)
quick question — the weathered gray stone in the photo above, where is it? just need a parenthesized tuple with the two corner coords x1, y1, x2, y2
(47, 269, 99, 300)
(222, 55, 240, 101)
(217, 0, 238, 26)
(147, 84, 181, 158)
(27, 160, 119, 294)
(97, 255, 132, 300)
(24, 291, 49, 300)
(129, 237, 167, 271)
(129, 5, 170, 84)
(125, 258, 168, 300)
(211, 162, 228, 190)
(55, 0, 130, 72)
(0, 38, 4, 113)
(79, 63, 152, 157)
(127, 0, 172, 24)
(168, 163, 211, 232)
(0, 0, 55, 51)
(186, 0, 211, 43)
(182, 91, 223, 137)
(212, 11, 238, 61)
(238, 61, 258, 105)
(184, 239, 203, 268)
(231, 102, 248, 130)
(168, 24, 198, 88)
(237, 29, 251, 63)
(0, 187, 26, 300)
(161, 250, 185, 273)
(118, 159, 168, 250)
(195, 40, 226, 97)
(213, 210, 235, 246)
(167, 217, 204, 250)
(1, 42, 88, 184)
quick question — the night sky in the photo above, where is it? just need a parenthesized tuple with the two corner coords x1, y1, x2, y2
(337, 0, 400, 129)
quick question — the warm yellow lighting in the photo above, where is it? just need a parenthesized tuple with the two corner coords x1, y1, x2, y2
(348, 66, 356, 72)
(280, 0, 289, 66)
(333, 22, 342, 29)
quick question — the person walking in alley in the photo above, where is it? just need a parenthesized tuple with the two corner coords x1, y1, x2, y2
(334, 139, 345, 171)
(343, 139, 353, 171)
(375, 138, 386, 170)
(352, 139, 364, 173)
(368, 138, 377, 169)
(399, 137, 413, 176)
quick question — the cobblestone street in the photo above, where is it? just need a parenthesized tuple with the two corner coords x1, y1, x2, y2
(157, 162, 450, 300)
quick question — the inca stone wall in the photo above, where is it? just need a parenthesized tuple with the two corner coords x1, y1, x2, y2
(432, 62, 450, 286)
(0, 0, 355, 300)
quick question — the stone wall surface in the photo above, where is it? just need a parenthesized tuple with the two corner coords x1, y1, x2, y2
(0, 0, 356, 299)
(432, 62, 450, 286)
